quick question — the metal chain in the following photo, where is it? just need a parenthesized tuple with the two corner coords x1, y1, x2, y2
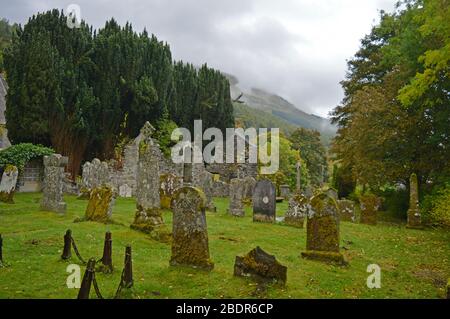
(92, 271, 104, 299)
(114, 268, 126, 299)
(70, 237, 87, 265)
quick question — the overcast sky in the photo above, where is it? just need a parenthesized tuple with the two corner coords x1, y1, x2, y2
(0, 0, 397, 117)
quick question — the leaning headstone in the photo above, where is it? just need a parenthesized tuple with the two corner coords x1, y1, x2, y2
(407, 173, 422, 229)
(253, 180, 276, 223)
(170, 186, 213, 271)
(159, 173, 182, 209)
(280, 185, 291, 199)
(40, 154, 68, 214)
(234, 246, 287, 285)
(301, 191, 346, 265)
(284, 193, 308, 228)
(84, 186, 115, 223)
(131, 122, 169, 241)
(0, 165, 18, 203)
(359, 194, 379, 225)
(118, 184, 132, 198)
(228, 178, 245, 217)
(337, 199, 356, 222)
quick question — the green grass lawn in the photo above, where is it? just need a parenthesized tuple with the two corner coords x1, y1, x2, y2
(0, 193, 449, 299)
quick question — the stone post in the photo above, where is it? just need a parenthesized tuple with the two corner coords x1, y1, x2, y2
(407, 173, 422, 229)
(40, 154, 68, 214)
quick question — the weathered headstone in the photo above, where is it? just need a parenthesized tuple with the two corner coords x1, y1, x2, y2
(280, 185, 291, 199)
(193, 164, 216, 212)
(228, 178, 245, 217)
(118, 184, 132, 198)
(40, 154, 68, 214)
(337, 199, 356, 222)
(407, 173, 422, 229)
(284, 193, 308, 228)
(301, 191, 346, 264)
(84, 186, 115, 223)
(79, 158, 110, 199)
(359, 194, 379, 225)
(159, 173, 182, 209)
(242, 176, 256, 205)
(0, 165, 18, 203)
(131, 122, 169, 241)
(234, 246, 287, 285)
(170, 186, 213, 270)
(252, 179, 276, 223)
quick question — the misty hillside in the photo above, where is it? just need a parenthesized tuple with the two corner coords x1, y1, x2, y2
(226, 73, 336, 144)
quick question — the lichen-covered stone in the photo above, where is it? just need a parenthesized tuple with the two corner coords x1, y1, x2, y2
(301, 192, 346, 265)
(0, 164, 18, 204)
(170, 186, 213, 271)
(234, 246, 287, 285)
(84, 186, 115, 222)
(118, 184, 132, 198)
(242, 176, 256, 205)
(192, 163, 216, 212)
(131, 122, 169, 241)
(40, 154, 68, 214)
(159, 173, 182, 209)
(337, 199, 356, 222)
(284, 193, 308, 228)
(252, 179, 276, 223)
(359, 194, 379, 225)
(228, 178, 245, 217)
(279, 185, 291, 199)
(79, 158, 110, 198)
(407, 173, 422, 229)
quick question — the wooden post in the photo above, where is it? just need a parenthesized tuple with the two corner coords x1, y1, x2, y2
(61, 230, 72, 260)
(100, 231, 113, 273)
(123, 245, 133, 288)
(77, 258, 96, 299)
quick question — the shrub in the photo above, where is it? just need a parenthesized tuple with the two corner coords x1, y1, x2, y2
(0, 143, 54, 171)
(422, 183, 450, 228)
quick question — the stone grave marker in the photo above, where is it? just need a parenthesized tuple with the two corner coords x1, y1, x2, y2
(284, 193, 308, 228)
(407, 173, 422, 229)
(337, 199, 356, 222)
(84, 186, 116, 223)
(159, 173, 182, 209)
(0, 165, 18, 203)
(252, 179, 276, 223)
(40, 154, 68, 214)
(359, 194, 379, 225)
(228, 178, 245, 217)
(170, 186, 213, 271)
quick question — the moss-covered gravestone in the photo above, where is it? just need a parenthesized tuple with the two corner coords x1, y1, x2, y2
(84, 186, 115, 223)
(252, 179, 276, 223)
(79, 158, 110, 199)
(159, 173, 182, 209)
(40, 154, 68, 214)
(131, 122, 170, 242)
(337, 199, 356, 222)
(301, 192, 346, 265)
(228, 178, 245, 217)
(234, 246, 287, 285)
(170, 186, 213, 271)
(359, 194, 379, 225)
(407, 173, 422, 229)
(0, 165, 18, 204)
(284, 193, 308, 228)
(242, 176, 256, 205)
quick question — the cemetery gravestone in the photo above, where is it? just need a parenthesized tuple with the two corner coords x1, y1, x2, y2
(284, 193, 308, 228)
(228, 178, 245, 217)
(337, 199, 356, 222)
(0, 165, 18, 204)
(359, 194, 379, 225)
(84, 186, 116, 223)
(301, 191, 346, 265)
(170, 186, 213, 271)
(159, 173, 182, 209)
(242, 176, 256, 205)
(118, 184, 132, 198)
(407, 173, 422, 229)
(253, 179, 276, 223)
(280, 185, 291, 199)
(40, 154, 68, 214)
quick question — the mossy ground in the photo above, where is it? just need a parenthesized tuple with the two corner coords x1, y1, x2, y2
(0, 193, 449, 299)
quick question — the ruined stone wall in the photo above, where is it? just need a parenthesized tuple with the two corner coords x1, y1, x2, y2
(16, 159, 43, 193)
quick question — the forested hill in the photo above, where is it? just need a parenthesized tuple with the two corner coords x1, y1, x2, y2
(227, 73, 336, 144)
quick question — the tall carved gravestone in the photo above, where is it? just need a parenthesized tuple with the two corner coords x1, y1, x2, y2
(228, 178, 245, 217)
(285, 162, 308, 228)
(359, 194, 379, 225)
(253, 179, 276, 223)
(170, 186, 213, 271)
(337, 199, 356, 222)
(160, 173, 182, 209)
(407, 173, 422, 229)
(40, 154, 68, 214)
(301, 191, 346, 264)
(131, 122, 169, 241)
(0, 165, 18, 203)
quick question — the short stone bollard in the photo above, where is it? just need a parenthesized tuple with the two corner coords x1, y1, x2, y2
(99, 232, 113, 274)
(61, 229, 72, 260)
